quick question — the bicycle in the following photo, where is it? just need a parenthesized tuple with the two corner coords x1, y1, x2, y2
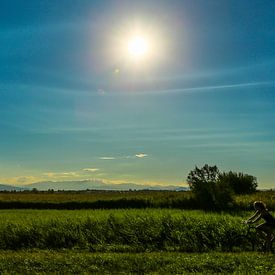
(229, 223, 274, 253)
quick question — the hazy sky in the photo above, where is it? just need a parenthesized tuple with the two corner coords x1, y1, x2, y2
(1, 0, 275, 188)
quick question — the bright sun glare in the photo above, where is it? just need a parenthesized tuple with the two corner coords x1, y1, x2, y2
(127, 36, 149, 58)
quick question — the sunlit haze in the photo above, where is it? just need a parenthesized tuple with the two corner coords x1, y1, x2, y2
(128, 36, 149, 59)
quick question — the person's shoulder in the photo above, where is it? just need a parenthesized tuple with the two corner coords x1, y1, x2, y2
(261, 209, 269, 215)
(256, 209, 264, 215)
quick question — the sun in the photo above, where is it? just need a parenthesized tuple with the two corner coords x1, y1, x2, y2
(127, 36, 149, 59)
(107, 22, 164, 67)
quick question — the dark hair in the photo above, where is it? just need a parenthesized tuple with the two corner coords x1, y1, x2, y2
(253, 201, 267, 211)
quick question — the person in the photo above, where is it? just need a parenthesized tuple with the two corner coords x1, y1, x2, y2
(245, 201, 275, 251)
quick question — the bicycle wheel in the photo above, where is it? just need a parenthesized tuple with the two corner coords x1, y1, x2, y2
(231, 235, 254, 252)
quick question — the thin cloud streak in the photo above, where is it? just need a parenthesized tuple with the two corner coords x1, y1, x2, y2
(3, 81, 274, 102)
(82, 168, 100, 172)
(135, 153, 148, 158)
(129, 81, 275, 95)
(100, 157, 116, 160)
(100, 154, 149, 159)
(44, 172, 79, 178)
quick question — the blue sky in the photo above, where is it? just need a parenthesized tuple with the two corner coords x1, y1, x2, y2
(0, 0, 275, 188)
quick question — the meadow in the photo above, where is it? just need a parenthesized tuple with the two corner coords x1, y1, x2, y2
(0, 190, 274, 210)
(0, 251, 274, 274)
(0, 191, 274, 273)
(0, 209, 264, 252)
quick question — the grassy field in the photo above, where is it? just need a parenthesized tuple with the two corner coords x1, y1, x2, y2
(0, 190, 188, 202)
(0, 250, 274, 274)
(0, 190, 274, 210)
(235, 191, 275, 210)
(0, 209, 259, 252)
(0, 192, 274, 273)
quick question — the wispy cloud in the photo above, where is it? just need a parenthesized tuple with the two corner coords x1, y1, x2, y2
(109, 81, 275, 96)
(82, 168, 100, 172)
(167, 81, 274, 94)
(0, 176, 42, 185)
(100, 157, 116, 160)
(135, 153, 148, 158)
(43, 172, 79, 178)
(97, 89, 105, 95)
(100, 154, 149, 160)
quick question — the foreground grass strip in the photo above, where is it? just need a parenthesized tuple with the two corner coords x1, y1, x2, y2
(0, 210, 251, 251)
(0, 209, 258, 252)
(0, 251, 274, 274)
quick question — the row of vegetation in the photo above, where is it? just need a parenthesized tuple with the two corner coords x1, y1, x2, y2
(0, 190, 273, 210)
(0, 209, 257, 252)
(0, 251, 274, 274)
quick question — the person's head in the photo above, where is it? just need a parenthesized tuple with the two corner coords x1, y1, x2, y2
(253, 201, 267, 211)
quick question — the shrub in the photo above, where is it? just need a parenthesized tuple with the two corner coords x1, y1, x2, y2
(187, 164, 233, 209)
(219, 171, 257, 194)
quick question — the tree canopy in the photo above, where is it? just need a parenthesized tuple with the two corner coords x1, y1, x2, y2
(186, 164, 257, 209)
(219, 171, 257, 194)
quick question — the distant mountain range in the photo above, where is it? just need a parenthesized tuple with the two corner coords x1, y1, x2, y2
(0, 184, 27, 191)
(0, 180, 188, 192)
(24, 179, 188, 191)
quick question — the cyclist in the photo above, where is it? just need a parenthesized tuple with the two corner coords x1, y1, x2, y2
(245, 201, 275, 251)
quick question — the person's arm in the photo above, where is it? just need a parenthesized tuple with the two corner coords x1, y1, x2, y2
(249, 214, 262, 223)
(246, 210, 260, 223)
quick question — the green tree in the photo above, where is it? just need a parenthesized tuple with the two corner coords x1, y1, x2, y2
(219, 171, 257, 194)
(187, 164, 233, 209)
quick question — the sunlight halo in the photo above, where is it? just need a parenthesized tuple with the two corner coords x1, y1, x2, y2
(127, 36, 149, 59)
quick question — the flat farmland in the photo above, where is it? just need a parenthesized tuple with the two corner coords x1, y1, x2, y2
(0, 193, 274, 273)
(0, 209, 256, 251)
(0, 190, 274, 210)
(0, 209, 274, 273)
(0, 251, 274, 274)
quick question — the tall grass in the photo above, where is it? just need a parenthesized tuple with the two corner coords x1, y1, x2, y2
(235, 191, 275, 210)
(0, 209, 255, 252)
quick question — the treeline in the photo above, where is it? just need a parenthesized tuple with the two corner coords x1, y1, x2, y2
(187, 164, 260, 210)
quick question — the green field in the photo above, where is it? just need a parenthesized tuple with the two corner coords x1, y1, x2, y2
(0, 209, 253, 251)
(0, 193, 274, 273)
(0, 190, 274, 210)
(0, 251, 274, 274)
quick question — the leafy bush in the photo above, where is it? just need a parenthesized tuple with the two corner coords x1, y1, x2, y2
(219, 171, 257, 194)
(187, 164, 259, 209)
(187, 164, 233, 209)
